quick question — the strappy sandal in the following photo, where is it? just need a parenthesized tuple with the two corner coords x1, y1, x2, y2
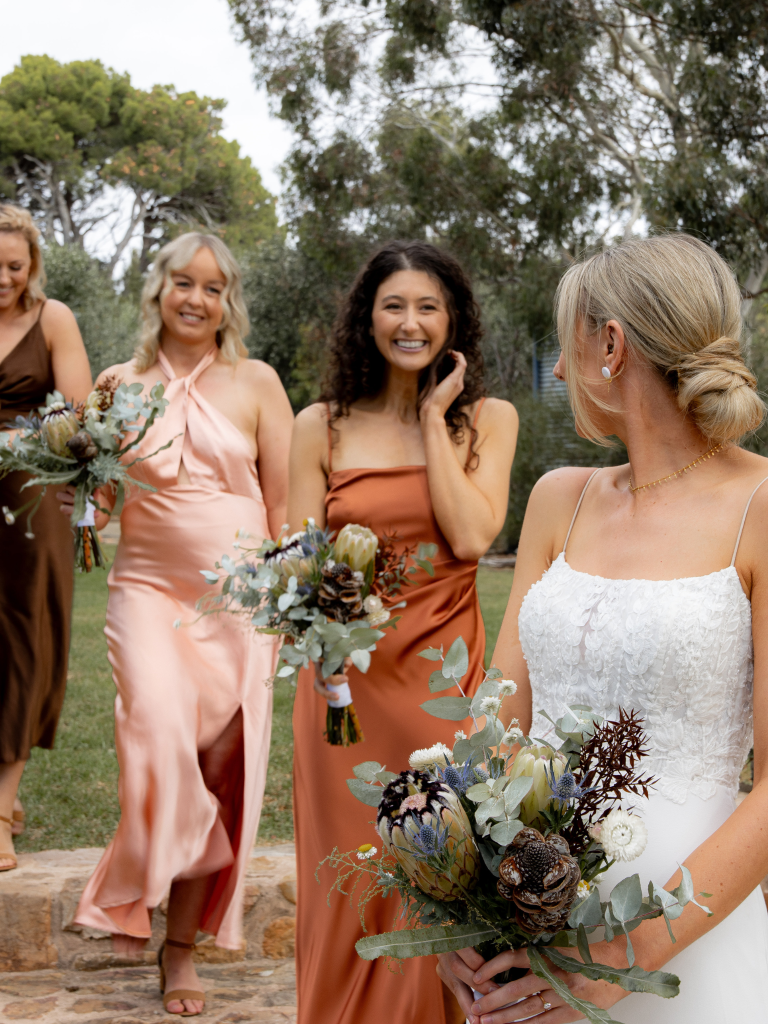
(12, 805, 25, 836)
(0, 815, 17, 871)
(158, 938, 206, 1017)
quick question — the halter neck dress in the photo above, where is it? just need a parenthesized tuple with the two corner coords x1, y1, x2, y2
(292, 402, 487, 1024)
(75, 348, 278, 948)
(518, 469, 768, 1021)
(0, 303, 74, 763)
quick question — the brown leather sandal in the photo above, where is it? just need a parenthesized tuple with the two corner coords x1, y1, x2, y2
(158, 938, 206, 1016)
(0, 815, 17, 872)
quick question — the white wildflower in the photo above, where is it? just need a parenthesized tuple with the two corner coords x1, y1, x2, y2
(409, 743, 453, 770)
(173, 619, 181, 630)
(596, 809, 648, 863)
(233, 541, 241, 550)
(576, 880, 591, 900)
(2, 506, 14, 525)
(363, 594, 383, 614)
(454, 729, 467, 740)
(502, 719, 523, 745)
(480, 695, 502, 717)
(498, 679, 517, 697)
(356, 844, 378, 860)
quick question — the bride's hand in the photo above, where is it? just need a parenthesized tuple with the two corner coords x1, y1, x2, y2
(437, 948, 499, 1024)
(313, 658, 353, 702)
(57, 483, 76, 517)
(466, 946, 626, 1022)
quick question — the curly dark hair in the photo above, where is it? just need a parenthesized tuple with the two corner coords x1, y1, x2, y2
(321, 240, 486, 463)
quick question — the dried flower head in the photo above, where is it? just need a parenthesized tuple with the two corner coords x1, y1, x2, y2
(409, 743, 452, 771)
(592, 808, 648, 862)
(480, 695, 502, 717)
(498, 680, 517, 697)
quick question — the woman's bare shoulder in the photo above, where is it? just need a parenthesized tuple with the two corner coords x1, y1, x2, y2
(528, 466, 602, 512)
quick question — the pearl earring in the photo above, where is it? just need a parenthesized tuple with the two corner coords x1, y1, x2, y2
(601, 366, 611, 380)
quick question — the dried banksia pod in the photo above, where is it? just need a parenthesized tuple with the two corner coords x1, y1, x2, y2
(66, 431, 98, 463)
(317, 560, 364, 623)
(377, 770, 480, 902)
(41, 403, 79, 456)
(497, 827, 580, 934)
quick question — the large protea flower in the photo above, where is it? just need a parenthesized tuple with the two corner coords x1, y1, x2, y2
(377, 770, 480, 902)
(317, 560, 364, 623)
(334, 523, 378, 572)
(506, 744, 569, 826)
(497, 827, 580, 934)
(41, 403, 79, 457)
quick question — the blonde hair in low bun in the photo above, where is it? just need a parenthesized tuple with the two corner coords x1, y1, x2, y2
(555, 234, 766, 445)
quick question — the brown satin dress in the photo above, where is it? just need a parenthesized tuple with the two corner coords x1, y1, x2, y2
(293, 402, 486, 1024)
(0, 306, 74, 763)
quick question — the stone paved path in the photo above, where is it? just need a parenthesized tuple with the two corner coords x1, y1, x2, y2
(0, 957, 295, 1024)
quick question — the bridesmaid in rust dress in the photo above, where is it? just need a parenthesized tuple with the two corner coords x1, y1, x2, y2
(0, 204, 92, 871)
(288, 241, 518, 1024)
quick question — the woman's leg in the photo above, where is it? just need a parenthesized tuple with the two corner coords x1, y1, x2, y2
(0, 761, 26, 869)
(162, 709, 245, 1016)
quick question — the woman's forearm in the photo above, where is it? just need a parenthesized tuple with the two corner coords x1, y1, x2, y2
(421, 409, 501, 560)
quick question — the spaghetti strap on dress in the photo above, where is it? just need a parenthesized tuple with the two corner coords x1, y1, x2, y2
(75, 348, 278, 947)
(0, 304, 75, 763)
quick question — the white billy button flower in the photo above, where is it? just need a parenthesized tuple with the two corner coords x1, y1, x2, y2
(479, 695, 502, 717)
(454, 729, 467, 740)
(502, 719, 523, 745)
(591, 809, 648, 862)
(364, 593, 391, 627)
(409, 743, 453, 770)
(498, 679, 517, 697)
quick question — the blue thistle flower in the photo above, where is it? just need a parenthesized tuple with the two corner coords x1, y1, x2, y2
(439, 762, 474, 795)
(544, 761, 595, 806)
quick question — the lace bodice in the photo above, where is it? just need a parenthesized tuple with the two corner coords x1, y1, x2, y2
(519, 553, 753, 803)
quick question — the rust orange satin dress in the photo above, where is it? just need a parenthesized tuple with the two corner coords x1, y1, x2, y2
(293, 408, 486, 1024)
(75, 348, 278, 948)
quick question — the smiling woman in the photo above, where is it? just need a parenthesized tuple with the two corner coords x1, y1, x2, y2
(287, 240, 519, 1024)
(59, 232, 294, 1018)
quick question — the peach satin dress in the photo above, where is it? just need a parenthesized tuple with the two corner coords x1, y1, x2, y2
(76, 348, 277, 948)
(293, 404, 486, 1024)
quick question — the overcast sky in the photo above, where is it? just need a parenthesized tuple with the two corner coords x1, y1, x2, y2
(0, 0, 293, 196)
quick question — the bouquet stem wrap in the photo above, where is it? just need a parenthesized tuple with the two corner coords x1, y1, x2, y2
(325, 682, 365, 746)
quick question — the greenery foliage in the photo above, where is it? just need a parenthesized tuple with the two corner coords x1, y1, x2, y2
(0, 55, 278, 271)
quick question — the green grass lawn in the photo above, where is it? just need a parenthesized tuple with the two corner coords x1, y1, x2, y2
(15, 563, 514, 851)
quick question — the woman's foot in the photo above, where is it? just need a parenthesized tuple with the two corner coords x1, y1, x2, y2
(162, 943, 205, 1016)
(0, 815, 17, 871)
(12, 798, 24, 836)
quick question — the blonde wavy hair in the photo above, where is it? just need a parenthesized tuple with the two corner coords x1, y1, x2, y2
(134, 233, 249, 372)
(0, 204, 46, 311)
(555, 234, 766, 446)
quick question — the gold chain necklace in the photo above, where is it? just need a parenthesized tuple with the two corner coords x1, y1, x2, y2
(629, 443, 724, 494)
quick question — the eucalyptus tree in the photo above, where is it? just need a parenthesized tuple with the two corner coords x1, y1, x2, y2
(229, 0, 768, 309)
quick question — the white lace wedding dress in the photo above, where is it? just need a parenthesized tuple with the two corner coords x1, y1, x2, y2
(518, 471, 768, 1022)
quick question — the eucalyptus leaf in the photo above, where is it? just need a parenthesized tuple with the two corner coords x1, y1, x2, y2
(609, 875, 643, 923)
(350, 648, 371, 673)
(489, 819, 525, 845)
(429, 669, 456, 693)
(441, 637, 469, 680)
(502, 775, 533, 817)
(466, 783, 492, 803)
(568, 886, 603, 929)
(452, 738, 472, 763)
(346, 778, 384, 807)
(355, 922, 498, 960)
(418, 647, 443, 661)
(353, 761, 384, 783)
(375, 770, 397, 784)
(420, 696, 472, 721)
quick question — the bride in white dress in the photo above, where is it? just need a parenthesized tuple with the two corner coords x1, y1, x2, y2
(438, 234, 768, 1022)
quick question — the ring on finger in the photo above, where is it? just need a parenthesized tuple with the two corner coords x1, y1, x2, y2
(537, 992, 553, 1011)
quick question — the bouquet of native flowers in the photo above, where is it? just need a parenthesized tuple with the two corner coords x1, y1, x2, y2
(321, 636, 713, 1023)
(0, 377, 170, 572)
(200, 519, 436, 746)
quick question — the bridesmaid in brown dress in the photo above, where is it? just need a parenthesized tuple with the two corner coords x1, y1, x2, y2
(0, 205, 92, 870)
(288, 241, 518, 1024)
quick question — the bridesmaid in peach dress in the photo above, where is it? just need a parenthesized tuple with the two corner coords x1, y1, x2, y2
(288, 241, 518, 1024)
(62, 234, 293, 1017)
